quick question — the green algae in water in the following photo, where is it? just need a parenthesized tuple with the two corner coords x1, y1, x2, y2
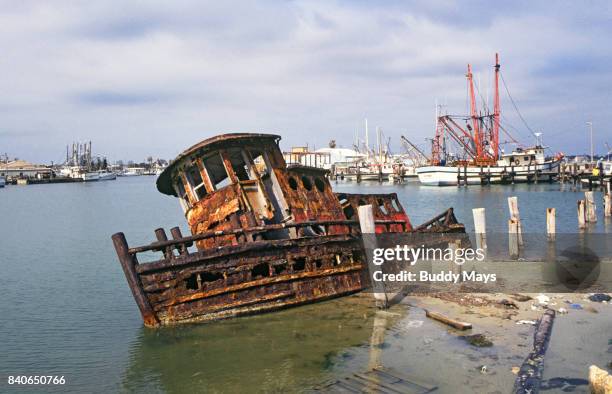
(462, 334, 494, 347)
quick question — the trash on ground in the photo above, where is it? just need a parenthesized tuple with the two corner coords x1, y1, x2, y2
(511, 294, 532, 302)
(497, 299, 519, 309)
(588, 294, 611, 303)
(588, 365, 612, 394)
(535, 294, 550, 305)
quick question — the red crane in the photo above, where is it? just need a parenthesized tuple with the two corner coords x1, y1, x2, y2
(430, 54, 501, 166)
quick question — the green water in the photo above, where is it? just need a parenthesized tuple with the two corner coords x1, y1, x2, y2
(0, 177, 610, 393)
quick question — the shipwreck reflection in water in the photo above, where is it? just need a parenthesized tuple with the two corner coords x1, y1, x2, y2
(120, 295, 400, 393)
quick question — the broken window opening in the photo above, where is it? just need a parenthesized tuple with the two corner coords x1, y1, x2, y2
(293, 258, 306, 272)
(314, 177, 326, 192)
(250, 150, 270, 178)
(186, 162, 208, 200)
(251, 263, 270, 279)
(343, 205, 355, 219)
(378, 199, 388, 215)
(174, 177, 192, 211)
(288, 176, 298, 190)
(273, 263, 288, 275)
(203, 153, 231, 190)
(391, 198, 401, 212)
(185, 273, 199, 290)
(227, 148, 253, 182)
(200, 271, 224, 283)
(302, 176, 312, 191)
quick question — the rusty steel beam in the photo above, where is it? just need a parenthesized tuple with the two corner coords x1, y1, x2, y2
(112, 232, 159, 327)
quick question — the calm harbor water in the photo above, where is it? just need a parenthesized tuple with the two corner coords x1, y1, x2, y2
(0, 177, 610, 393)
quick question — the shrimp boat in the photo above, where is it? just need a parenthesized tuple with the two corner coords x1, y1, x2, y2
(416, 54, 563, 186)
(112, 133, 464, 327)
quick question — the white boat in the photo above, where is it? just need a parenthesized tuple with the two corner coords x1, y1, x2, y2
(82, 172, 100, 182)
(122, 168, 145, 176)
(417, 147, 562, 186)
(0, 176, 5, 188)
(98, 171, 117, 181)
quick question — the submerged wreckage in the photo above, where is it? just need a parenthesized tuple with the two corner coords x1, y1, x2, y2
(112, 133, 464, 327)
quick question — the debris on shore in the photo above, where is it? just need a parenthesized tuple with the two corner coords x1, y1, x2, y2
(589, 293, 611, 303)
(513, 309, 556, 394)
(425, 309, 472, 330)
(589, 365, 612, 394)
(462, 333, 493, 347)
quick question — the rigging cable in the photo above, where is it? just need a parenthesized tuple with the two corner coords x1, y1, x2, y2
(499, 70, 537, 139)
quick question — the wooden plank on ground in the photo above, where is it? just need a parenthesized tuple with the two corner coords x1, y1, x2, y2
(425, 309, 472, 330)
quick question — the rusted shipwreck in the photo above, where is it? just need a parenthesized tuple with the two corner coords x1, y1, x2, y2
(112, 133, 464, 327)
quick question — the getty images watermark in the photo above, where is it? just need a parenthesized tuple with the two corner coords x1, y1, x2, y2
(371, 244, 494, 284)
(364, 233, 611, 293)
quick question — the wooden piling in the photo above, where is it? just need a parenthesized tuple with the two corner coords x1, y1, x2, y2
(154, 228, 173, 259)
(472, 208, 487, 250)
(585, 191, 597, 223)
(358, 205, 388, 309)
(112, 232, 159, 327)
(508, 219, 520, 259)
(170, 226, 190, 255)
(546, 208, 556, 241)
(508, 196, 523, 246)
(577, 200, 587, 229)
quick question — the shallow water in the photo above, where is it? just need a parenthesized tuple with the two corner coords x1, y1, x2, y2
(0, 177, 610, 393)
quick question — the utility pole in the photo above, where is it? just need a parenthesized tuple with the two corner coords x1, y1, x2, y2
(586, 121, 593, 162)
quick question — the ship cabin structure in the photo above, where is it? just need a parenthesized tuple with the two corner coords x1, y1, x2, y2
(156, 133, 411, 248)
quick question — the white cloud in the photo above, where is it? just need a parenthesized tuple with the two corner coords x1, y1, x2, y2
(0, 0, 610, 162)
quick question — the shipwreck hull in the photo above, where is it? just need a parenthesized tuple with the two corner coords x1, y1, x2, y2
(113, 223, 373, 327)
(113, 133, 466, 327)
(113, 208, 463, 327)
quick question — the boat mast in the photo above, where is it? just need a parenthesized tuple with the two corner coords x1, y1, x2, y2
(492, 53, 501, 160)
(364, 118, 369, 155)
(431, 101, 444, 165)
(467, 64, 483, 160)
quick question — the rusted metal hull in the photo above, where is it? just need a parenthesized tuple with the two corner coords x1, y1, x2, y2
(114, 230, 366, 327)
(113, 207, 464, 327)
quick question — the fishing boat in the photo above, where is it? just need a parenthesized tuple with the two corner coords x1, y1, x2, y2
(111, 133, 465, 327)
(416, 54, 563, 186)
(98, 170, 117, 181)
(418, 146, 562, 186)
(82, 172, 100, 182)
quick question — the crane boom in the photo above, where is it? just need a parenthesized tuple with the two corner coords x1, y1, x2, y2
(400, 135, 430, 161)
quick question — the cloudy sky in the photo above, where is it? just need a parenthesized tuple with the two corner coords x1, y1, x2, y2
(1, 0, 611, 163)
